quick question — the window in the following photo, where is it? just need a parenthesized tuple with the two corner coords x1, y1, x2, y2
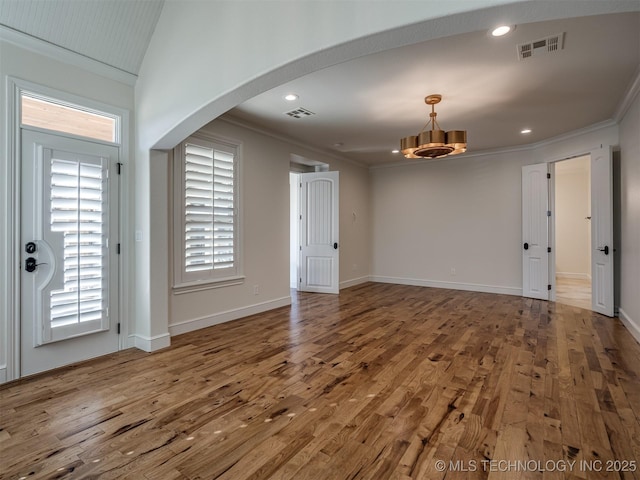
(174, 134, 242, 290)
(21, 92, 118, 143)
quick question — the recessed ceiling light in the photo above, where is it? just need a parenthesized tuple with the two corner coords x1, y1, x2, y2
(391, 149, 400, 154)
(284, 94, 298, 101)
(521, 128, 532, 134)
(491, 25, 513, 37)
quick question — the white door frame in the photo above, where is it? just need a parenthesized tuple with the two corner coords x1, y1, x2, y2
(298, 171, 340, 294)
(3, 78, 132, 382)
(547, 145, 615, 315)
(522, 163, 550, 300)
(20, 129, 121, 375)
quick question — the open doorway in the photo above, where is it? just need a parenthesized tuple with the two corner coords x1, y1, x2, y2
(289, 156, 331, 292)
(554, 155, 592, 310)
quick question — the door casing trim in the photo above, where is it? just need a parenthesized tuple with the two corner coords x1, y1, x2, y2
(4, 77, 131, 382)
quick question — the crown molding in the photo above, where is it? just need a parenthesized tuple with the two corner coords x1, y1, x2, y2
(0, 25, 137, 86)
(614, 66, 640, 122)
(370, 119, 618, 170)
(218, 114, 368, 169)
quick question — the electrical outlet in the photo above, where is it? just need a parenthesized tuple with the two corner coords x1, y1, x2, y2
(253, 285, 260, 295)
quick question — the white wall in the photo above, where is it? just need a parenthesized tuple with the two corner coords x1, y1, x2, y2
(0, 39, 134, 381)
(169, 118, 370, 335)
(370, 124, 622, 297)
(371, 150, 530, 295)
(555, 156, 591, 278)
(133, 0, 625, 349)
(619, 91, 640, 341)
(137, 0, 538, 151)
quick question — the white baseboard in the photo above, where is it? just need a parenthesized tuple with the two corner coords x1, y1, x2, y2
(370, 275, 522, 296)
(556, 272, 591, 280)
(0, 366, 6, 384)
(169, 296, 292, 336)
(132, 333, 171, 352)
(340, 276, 371, 289)
(618, 308, 640, 345)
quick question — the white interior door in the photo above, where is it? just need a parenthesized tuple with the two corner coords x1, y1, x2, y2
(522, 163, 549, 300)
(591, 146, 614, 316)
(21, 129, 120, 376)
(299, 171, 339, 294)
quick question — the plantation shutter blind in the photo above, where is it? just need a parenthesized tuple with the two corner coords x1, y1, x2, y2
(45, 152, 110, 343)
(184, 142, 236, 275)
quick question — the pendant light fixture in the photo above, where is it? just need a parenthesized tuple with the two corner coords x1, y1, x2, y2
(400, 94, 467, 159)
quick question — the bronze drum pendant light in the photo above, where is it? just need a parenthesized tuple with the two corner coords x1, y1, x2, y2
(400, 94, 467, 159)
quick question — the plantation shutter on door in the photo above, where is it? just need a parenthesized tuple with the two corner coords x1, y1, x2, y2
(42, 150, 111, 344)
(183, 140, 237, 281)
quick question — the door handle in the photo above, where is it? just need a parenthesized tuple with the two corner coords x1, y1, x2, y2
(523, 242, 529, 250)
(597, 245, 609, 255)
(25, 257, 48, 272)
(25, 257, 37, 272)
(333, 242, 338, 250)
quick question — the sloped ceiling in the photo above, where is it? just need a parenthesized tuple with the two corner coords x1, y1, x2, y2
(1, 2, 638, 167)
(0, 0, 164, 75)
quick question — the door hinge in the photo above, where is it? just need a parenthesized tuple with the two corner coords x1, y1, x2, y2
(299, 215, 302, 220)
(547, 173, 551, 179)
(548, 284, 552, 291)
(117, 162, 123, 175)
(117, 243, 121, 254)
(300, 183, 302, 188)
(299, 277, 302, 283)
(547, 247, 551, 253)
(299, 245, 302, 251)
(117, 323, 121, 334)
(547, 211, 551, 217)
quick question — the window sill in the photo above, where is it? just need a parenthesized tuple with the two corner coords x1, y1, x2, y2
(173, 275, 245, 295)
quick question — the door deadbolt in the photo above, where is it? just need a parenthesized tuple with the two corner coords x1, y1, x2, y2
(25, 241, 37, 254)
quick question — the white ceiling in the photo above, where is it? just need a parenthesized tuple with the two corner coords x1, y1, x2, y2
(0, 0, 164, 75)
(227, 12, 640, 167)
(1, 3, 638, 167)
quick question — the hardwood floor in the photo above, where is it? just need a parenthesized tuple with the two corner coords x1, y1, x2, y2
(556, 276, 592, 311)
(2, 283, 640, 479)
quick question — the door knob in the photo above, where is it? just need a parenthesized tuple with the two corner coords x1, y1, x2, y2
(523, 242, 529, 250)
(597, 245, 609, 255)
(333, 242, 338, 250)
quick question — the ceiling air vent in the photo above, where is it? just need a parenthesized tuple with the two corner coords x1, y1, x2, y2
(285, 107, 315, 119)
(517, 32, 564, 60)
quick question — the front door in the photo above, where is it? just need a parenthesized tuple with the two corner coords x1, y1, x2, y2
(20, 129, 120, 376)
(299, 171, 340, 294)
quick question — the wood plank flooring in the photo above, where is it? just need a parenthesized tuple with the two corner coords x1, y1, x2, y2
(556, 276, 592, 311)
(2, 283, 640, 479)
